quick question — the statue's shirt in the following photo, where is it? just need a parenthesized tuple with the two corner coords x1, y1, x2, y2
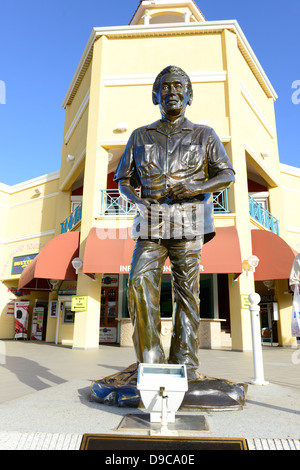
(114, 119, 234, 242)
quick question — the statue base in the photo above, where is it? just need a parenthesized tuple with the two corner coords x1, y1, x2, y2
(89, 363, 247, 411)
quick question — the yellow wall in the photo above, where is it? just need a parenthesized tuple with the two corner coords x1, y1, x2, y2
(0, 279, 49, 340)
(104, 34, 224, 76)
(0, 174, 60, 281)
(0, 173, 60, 339)
(280, 164, 300, 250)
(0, 281, 19, 338)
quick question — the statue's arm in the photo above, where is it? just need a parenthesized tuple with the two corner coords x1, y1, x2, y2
(118, 179, 142, 206)
(195, 169, 235, 193)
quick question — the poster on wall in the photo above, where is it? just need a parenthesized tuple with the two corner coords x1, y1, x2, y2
(49, 300, 57, 318)
(30, 307, 44, 341)
(14, 301, 30, 339)
(99, 327, 117, 343)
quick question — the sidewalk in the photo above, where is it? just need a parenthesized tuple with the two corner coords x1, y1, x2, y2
(0, 340, 299, 450)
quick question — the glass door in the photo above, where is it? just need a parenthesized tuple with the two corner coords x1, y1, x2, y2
(100, 286, 118, 343)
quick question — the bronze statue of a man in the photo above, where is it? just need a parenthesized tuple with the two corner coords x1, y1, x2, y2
(114, 66, 235, 380)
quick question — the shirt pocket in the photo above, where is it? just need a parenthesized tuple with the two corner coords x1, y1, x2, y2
(135, 144, 161, 178)
(180, 144, 204, 170)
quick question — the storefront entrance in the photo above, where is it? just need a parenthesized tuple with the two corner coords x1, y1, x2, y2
(100, 275, 119, 344)
(260, 302, 279, 344)
(30, 299, 48, 341)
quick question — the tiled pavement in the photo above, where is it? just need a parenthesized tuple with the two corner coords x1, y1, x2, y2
(247, 438, 300, 450)
(0, 432, 299, 450)
(0, 432, 82, 450)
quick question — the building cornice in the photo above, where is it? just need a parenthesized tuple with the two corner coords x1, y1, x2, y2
(64, 89, 90, 144)
(280, 163, 300, 178)
(0, 229, 55, 245)
(62, 20, 277, 108)
(0, 171, 60, 194)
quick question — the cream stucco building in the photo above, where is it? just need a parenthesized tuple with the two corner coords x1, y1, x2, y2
(1, 0, 299, 352)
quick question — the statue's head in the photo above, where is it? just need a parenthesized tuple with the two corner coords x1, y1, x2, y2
(152, 66, 193, 118)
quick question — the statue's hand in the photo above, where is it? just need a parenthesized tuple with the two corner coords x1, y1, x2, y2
(166, 181, 200, 200)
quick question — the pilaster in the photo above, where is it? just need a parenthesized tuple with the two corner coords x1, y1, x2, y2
(222, 29, 254, 351)
(73, 36, 109, 349)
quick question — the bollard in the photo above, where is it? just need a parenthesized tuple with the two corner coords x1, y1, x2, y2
(248, 293, 269, 385)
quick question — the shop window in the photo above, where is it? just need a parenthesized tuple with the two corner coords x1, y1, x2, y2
(199, 276, 213, 319)
(101, 287, 118, 327)
(32, 300, 48, 341)
(217, 274, 230, 330)
(121, 274, 216, 319)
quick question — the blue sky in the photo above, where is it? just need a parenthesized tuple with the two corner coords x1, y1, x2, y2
(0, 0, 299, 185)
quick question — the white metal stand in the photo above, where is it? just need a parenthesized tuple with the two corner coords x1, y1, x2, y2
(152, 387, 178, 436)
(249, 292, 269, 385)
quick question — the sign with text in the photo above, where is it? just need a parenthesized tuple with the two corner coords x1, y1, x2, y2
(99, 327, 117, 343)
(71, 295, 88, 312)
(11, 254, 37, 274)
(241, 295, 251, 309)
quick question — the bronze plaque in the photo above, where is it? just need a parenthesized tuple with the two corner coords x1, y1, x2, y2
(80, 434, 248, 451)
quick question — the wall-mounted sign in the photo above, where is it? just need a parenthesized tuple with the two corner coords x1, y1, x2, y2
(99, 327, 117, 343)
(71, 295, 88, 312)
(241, 295, 251, 309)
(11, 254, 38, 275)
(102, 275, 119, 286)
(49, 300, 58, 318)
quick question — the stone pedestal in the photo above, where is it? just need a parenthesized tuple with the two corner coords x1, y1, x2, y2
(117, 318, 227, 350)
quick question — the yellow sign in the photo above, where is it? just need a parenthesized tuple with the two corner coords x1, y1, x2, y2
(241, 295, 250, 309)
(71, 295, 88, 312)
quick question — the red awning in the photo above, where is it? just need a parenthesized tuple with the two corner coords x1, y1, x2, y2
(83, 226, 242, 275)
(251, 229, 297, 281)
(18, 231, 80, 290)
(82, 227, 135, 274)
(201, 226, 242, 274)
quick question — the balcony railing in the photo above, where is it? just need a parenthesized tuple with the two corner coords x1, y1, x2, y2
(60, 191, 280, 236)
(99, 188, 230, 216)
(99, 189, 138, 216)
(60, 202, 82, 234)
(248, 195, 279, 235)
(213, 189, 230, 213)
